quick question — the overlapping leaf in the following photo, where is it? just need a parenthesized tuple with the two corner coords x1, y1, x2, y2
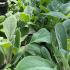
(30, 28, 51, 43)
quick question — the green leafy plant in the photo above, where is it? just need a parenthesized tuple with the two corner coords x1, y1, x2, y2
(0, 0, 70, 70)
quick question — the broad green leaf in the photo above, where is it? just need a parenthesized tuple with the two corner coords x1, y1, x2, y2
(63, 19, 70, 30)
(51, 44, 69, 70)
(59, 2, 70, 14)
(12, 47, 26, 65)
(0, 16, 5, 23)
(20, 13, 30, 22)
(0, 38, 12, 48)
(47, 0, 61, 11)
(0, 42, 12, 48)
(24, 6, 34, 16)
(3, 15, 17, 40)
(30, 28, 51, 43)
(14, 12, 20, 21)
(63, 19, 70, 38)
(14, 28, 21, 48)
(26, 44, 41, 55)
(45, 11, 66, 19)
(21, 67, 56, 70)
(6, 11, 13, 17)
(41, 47, 52, 60)
(15, 56, 57, 70)
(55, 23, 67, 50)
